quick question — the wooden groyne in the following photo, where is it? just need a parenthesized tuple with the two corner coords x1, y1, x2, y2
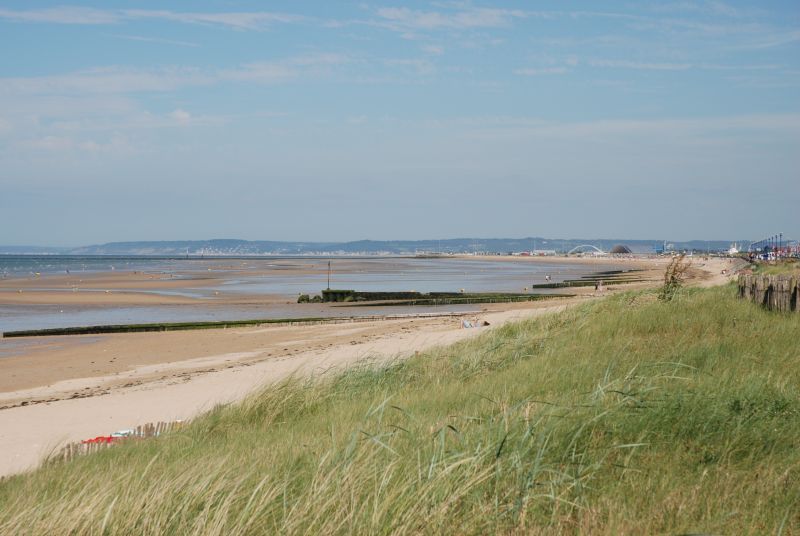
(2, 311, 476, 338)
(318, 289, 571, 304)
(738, 274, 799, 312)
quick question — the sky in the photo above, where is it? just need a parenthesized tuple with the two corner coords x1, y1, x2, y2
(0, 1, 798, 246)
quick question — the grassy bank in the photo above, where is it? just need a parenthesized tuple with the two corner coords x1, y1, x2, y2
(0, 284, 798, 534)
(754, 259, 800, 275)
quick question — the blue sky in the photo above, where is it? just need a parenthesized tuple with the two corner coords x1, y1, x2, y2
(0, 1, 798, 246)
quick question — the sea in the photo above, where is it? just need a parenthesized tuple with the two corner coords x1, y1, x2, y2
(0, 255, 626, 334)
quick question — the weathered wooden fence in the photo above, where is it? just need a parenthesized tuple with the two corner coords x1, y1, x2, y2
(55, 420, 184, 463)
(738, 274, 799, 312)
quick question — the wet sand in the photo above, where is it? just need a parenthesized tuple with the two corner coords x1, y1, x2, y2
(0, 255, 645, 308)
(0, 256, 743, 477)
(0, 255, 642, 332)
(0, 268, 281, 306)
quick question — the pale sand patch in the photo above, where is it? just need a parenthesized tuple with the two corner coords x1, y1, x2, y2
(0, 256, 743, 478)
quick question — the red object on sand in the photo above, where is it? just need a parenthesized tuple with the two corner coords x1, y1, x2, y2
(81, 436, 116, 444)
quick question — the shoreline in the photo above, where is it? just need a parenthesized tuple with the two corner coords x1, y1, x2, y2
(0, 254, 649, 333)
(0, 256, 743, 478)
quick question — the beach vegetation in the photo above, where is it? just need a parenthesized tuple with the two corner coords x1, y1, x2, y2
(754, 260, 800, 275)
(658, 254, 691, 301)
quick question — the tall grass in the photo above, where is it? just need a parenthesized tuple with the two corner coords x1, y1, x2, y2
(754, 259, 800, 275)
(0, 284, 798, 534)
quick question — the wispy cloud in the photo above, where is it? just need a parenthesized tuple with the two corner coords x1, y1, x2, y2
(737, 29, 800, 50)
(221, 54, 350, 83)
(0, 54, 351, 96)
(42, 107, 228, 134)
(374, 6, 527, 31)
(107, 34, 200, 48)
(0, 67, 213, 95)
(589, 59, 693, 71)
(0, 6, 118, 24)
(0, 7, 301, 30)
(514, 67, 569, 76)
(421, 44, 445, 55)
(168, 109, 192, 125)
(384, 58, 436, 75)
(122, 10, 302, 30)
(588, 59, 781, 72)
(15, 134, 136, 155)
(452, 114, 800, 142)
(648, 1, 762, 19)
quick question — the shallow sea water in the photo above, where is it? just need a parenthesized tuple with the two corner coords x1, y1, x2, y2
(0, 256, 625, 332)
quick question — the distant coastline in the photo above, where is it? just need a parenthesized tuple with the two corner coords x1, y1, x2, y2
(0, 236, 749, 257)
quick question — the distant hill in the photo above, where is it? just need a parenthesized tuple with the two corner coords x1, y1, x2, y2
(67, 239, 331, 256)
(61, 238, 747, 256)
(0, 246, 70, 255)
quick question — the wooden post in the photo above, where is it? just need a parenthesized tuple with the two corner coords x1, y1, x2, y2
(779, 276, 788, 312)
(740, 274, 800, 312)
(754, 275, 767, 307)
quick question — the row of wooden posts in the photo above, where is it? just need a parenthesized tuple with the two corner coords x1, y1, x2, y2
(57, 421, 184, 463)
(737, 274, 800, 313)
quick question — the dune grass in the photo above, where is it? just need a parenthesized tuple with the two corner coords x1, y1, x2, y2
(0, 283, 798, 534)
(755, 260, 800, 276)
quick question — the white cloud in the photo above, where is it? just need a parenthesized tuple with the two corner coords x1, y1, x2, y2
(169, 109, 192, 124)
(0, 67, 212, 95)
(0, 7, 300, 30)
(286, 53, 350, 67)
(738, 30, 800, 50)
(649, 1, 760, 19)
(22, 135, 75, 151)
(0, 95, 138, 124)
(587, 59, 782, 72)
(122, 10, 302, 30)
(375, 7, 526, 31)
(384, 58, 436, 75)
(454, 114, 800, 142)
(221, 54, 350, 83)
(220, 63, 296, 83)
(0, 6, 119, 24)
(16, 135, 135, 155)
(589, 59, 692, 71)
(421, 44, 445, 55)
(107, 34, 200, 48)
(0, 54, 350, 97)
(514, 67, 569, 76)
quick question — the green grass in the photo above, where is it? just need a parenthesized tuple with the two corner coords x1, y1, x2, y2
(1, 284, 798, 534)
(754, 260, 800, 276)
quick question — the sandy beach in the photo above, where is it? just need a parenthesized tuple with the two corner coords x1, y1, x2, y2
(0, 256, 743, 478)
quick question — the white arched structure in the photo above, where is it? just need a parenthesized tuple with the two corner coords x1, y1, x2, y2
(567, 244, 606, 255)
